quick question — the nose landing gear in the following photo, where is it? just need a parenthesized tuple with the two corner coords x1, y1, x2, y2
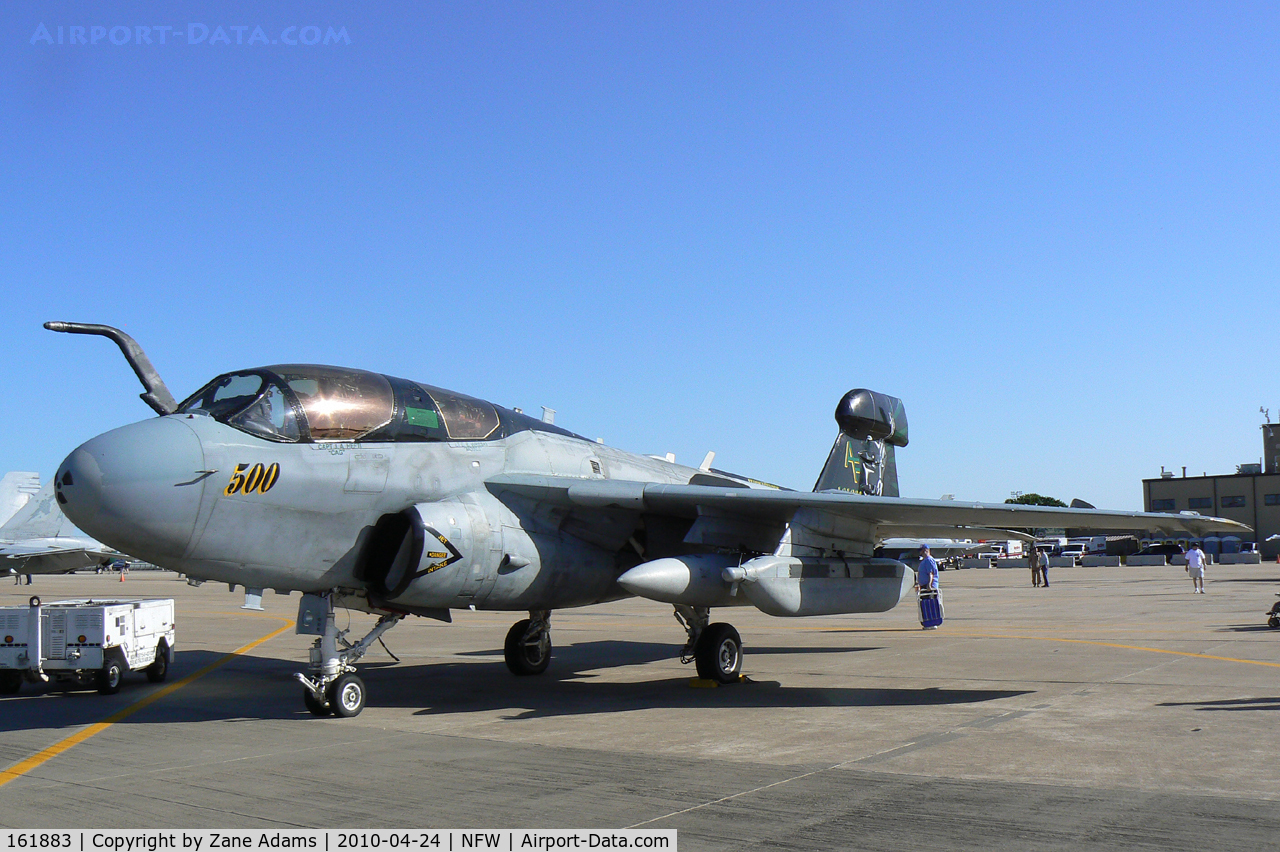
(294, 593, 402, 717)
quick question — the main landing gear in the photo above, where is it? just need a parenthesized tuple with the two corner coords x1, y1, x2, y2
(674, 605, 743, 684)
(504, 610, 552, 675)
(294, 593, 403, 718)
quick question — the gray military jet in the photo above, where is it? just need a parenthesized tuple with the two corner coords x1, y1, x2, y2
(46, 322, 1249, 717)
(1, 480, 123, 577)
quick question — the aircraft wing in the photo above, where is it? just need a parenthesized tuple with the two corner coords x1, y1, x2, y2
(0, 541, 118, 575)
(487, 475, 1250, 540)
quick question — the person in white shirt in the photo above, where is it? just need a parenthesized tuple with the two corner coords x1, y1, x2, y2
(1185, 544, 1207, 594)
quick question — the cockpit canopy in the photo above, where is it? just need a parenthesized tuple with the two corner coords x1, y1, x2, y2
(177, 365, 515, 444)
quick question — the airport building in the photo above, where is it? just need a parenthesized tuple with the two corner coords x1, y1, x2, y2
(1142, 423, 1280, 560)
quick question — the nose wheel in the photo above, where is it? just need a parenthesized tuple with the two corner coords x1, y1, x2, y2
(303, 686, 331, 717)
(294, 593, 401, 718)
(327, 672, 367, 717)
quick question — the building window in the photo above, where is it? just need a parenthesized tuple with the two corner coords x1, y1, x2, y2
(1221, 495, 1246, 508)
(1188, 497, 1212, 510)
(1265, 494, 1280, 506)
(1151, 498, 1175, 511)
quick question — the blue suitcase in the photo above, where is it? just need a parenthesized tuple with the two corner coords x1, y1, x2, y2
(918, 588, 943, 629)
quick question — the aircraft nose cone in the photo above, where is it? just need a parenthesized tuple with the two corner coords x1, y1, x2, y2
(56, 417, 206, 560)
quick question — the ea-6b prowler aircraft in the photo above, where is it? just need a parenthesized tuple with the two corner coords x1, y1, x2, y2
(46, 322, 1249, 717)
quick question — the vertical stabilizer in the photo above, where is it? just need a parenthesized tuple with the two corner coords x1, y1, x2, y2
(0, 472, 40, 528)
(813, 390, 908, 497)
(0, 481, 71, 540)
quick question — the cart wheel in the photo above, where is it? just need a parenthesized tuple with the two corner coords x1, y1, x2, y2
(97, 658, 124, 695)
(1268, 616, 1280, 630)
(146, 642, 169, 683)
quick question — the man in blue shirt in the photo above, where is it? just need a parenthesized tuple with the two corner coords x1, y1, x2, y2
(916, 544, 939, 591)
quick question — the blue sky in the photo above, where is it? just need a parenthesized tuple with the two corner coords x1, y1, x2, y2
(3, 2, 1277, 510)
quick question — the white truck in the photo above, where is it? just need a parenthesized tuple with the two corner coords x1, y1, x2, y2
(976, 540, 1026, 560)
(0, 596, 175, 695)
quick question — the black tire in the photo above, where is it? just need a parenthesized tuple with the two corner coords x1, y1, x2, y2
(504, 619, 552, 676)
(0, 670, 21, 695)
(1269, 616, 1280, 630)
(97, 658, 125, 695)
(303, 687, 332, 716)
(694, 623, 743, 684)
(146, 642, 169, 683)
(326, 673, 366, 718)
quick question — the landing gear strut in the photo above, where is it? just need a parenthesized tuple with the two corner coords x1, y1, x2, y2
(674, 605, 743, 684)
(294, 593, 403, 717)
(504, 610, 552, 675)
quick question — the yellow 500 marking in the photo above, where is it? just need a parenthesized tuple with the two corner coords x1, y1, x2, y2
(225, 462, 281, 496)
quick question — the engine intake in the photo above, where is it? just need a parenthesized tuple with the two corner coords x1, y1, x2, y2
(357, 499, 488, 608)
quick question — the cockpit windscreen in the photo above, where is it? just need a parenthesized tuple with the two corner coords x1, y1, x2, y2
(178, 365, 581, 446)
(274, 366, 395, 440)
(180, 372, 302, 442)
(178, 366, 394, 443)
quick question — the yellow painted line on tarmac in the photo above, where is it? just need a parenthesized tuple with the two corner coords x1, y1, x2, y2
(947, 632, 1280, 669)
(0, 617, 292, 788)
(812, 622, 1280, 668)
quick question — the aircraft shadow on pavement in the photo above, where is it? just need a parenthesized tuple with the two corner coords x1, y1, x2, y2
(0, 642, 1025, 729)
(0, 649, 301, 731)
(1158, 697, 1280, 712)
(742, 645, 883, 656)
(367, 639, 1028, 719)
(384, 666, 1029, 720)
(455, 641, 882, 662)
(453, 640, 678, 665)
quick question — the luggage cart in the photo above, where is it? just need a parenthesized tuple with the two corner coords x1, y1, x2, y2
(918, 587, 943, 630)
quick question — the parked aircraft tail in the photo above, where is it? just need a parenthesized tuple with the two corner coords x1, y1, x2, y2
(0, 472, 41, 529)
(813, 390, 908, 497)
(0, 481, 72, 540)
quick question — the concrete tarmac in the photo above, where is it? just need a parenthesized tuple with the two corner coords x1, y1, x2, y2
(2, 564, 1280, 850)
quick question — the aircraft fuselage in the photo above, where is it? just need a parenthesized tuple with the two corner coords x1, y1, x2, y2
(57, 409, 727, 612)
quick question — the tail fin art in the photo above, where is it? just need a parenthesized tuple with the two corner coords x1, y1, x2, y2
(813, 390, 908, 497)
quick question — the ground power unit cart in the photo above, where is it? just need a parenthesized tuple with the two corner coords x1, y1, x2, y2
(0, 596, 175, 694)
